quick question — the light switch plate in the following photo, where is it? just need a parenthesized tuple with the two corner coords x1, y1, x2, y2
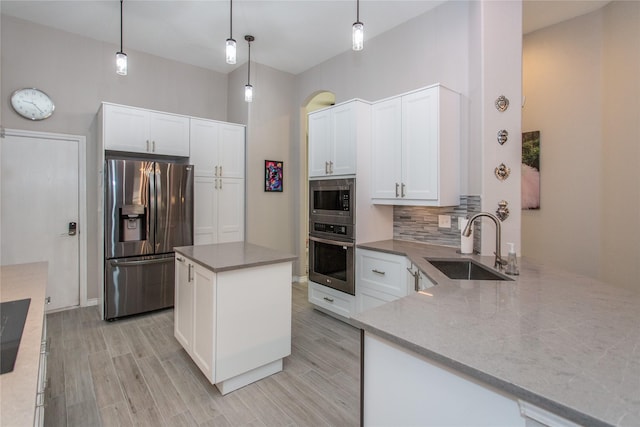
(438, 215, 451, 229)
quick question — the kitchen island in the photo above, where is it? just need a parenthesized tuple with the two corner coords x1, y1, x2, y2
(352, 240, 640, 427)
(173, 242, 296, 395)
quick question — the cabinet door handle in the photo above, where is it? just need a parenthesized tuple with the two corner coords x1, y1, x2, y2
(215, 165, 219, 177)
(152, 140, 156, 152)
(176, 256, 185, 262)
(372, 269, 386, 275)
(325, 161, 329, 175)
(146, 140, 150, 152)
(401, 183, 406, 198)
(329, 161, 333, 174)
(323, 296, 334, 303)
(219, 179, 222, 190)
(219, 166, 223, 177)
(188, 264, 193, 282)
(395, 183, 400, 198)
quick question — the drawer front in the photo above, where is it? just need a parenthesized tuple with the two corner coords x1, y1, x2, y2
(309, 281, 354, 318)
(358, 250, 407, 298)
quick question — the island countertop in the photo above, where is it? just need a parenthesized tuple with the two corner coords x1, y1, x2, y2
(174, 242, 296, 273)
(0, 262, 48, 427)
(352, 240, 640, 427)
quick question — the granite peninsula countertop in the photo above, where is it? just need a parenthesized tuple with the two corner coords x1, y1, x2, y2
(0, 262, 48, 427)
(352, 240, 640, 427)
(174, 242, 296, 273)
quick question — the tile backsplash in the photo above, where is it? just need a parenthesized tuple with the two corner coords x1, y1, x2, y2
(393, 195, 481, 251)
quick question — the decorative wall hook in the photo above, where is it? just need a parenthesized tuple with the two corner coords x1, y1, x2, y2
(495, 95, 509, 112)
(496, 200, 510, 221)
(497, 129, 508, 145)
(494, 163, 511, 181)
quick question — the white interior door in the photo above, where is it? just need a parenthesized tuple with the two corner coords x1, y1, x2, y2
(1, 131, 80, 311)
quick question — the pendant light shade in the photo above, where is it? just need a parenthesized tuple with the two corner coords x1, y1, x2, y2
(226, 39, 236, 64)
(116, 52, 128, 75)
(244, 84, 254, 103)
(352, 0, 364, 51)
(245, 35, 254, 103)
(226, 0, 236, 64)
(116, 0, 127, 75)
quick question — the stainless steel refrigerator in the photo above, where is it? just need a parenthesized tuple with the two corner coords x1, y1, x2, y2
(104, 157, 193, 320)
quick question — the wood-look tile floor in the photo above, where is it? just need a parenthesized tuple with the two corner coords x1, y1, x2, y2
(44, 282, 360, 427)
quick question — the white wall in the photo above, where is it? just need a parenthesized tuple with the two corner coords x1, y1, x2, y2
(228, 62, 298, 266)
(522, 8, 604, 280)
(522, 1, 640, 288)
(477, 0, 522, 257)
(1, 16, 228, 133)
(601, 1, 640, 289)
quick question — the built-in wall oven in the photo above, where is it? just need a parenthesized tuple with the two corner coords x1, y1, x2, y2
(309, 178, 356, 295)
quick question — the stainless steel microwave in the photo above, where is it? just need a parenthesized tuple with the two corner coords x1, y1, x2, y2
(309, 178, 355, 224)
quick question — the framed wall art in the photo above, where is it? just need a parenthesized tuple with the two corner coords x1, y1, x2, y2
(522, 130, 540, 209)
(265, 160, 283, 192)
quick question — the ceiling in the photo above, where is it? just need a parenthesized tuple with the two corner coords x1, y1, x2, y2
(1, 0, 611, 75)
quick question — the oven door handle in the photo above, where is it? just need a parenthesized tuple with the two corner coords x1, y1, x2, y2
(309, 235, 354, 247)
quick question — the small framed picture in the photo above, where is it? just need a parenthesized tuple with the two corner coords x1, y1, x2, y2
(264, 160, 283, 192)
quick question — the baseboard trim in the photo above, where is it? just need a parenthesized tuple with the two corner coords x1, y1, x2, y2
(293, 275, 308, 283)
(85, 298, 98, 307)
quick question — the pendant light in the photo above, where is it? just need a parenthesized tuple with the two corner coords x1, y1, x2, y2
(116, 0, 127, 75)
(244, 35, 254, 102)
(225, 0, 236, 64)
(352, 0, 364, 51)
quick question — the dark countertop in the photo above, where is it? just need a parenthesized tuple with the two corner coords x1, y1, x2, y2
(352, 240, 640, 427)
(175, 242, 296, 273)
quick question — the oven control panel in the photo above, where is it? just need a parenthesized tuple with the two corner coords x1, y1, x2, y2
(312, 222, 349, 236)
(341, 194, 350, 210)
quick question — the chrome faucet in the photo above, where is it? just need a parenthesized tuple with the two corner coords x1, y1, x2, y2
(462, 212, 507, 270)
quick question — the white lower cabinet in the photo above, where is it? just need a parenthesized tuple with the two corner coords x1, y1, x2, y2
(363, 333, 579, 427)
(363, 333, 526, 426)
(312, 249, 435, 318)
(174, 254, 291, 394)
(356, 249, 433, 313)
(308, 281, 356, 319)
(174, 255, 215, 379)
(356, 249, 411, 313)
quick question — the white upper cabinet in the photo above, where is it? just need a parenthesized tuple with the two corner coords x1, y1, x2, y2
(371, 97, 402, 199)
(190, 118, 245, 178)
(103, 103, 190, 157)
(371, 85, 460, 206)
(308, 100, 362, 177)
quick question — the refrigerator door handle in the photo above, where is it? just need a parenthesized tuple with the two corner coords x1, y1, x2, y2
(109, 257, 172, 267)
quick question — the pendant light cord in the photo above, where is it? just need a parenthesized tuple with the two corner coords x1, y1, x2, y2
(120, 0, 124, 52)
(229, 0, 233, 39)
(356, 0, 360, 23)
(247, 41, 251, 84)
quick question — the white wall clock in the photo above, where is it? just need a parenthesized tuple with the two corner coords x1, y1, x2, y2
(10, 88, 55, 121)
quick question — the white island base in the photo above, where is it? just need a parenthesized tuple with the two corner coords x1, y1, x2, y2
(216, 359, 282, 395)
(174, 242, 295, 395)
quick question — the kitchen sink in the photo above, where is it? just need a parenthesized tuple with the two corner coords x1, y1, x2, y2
(425, 258, 513, 281)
